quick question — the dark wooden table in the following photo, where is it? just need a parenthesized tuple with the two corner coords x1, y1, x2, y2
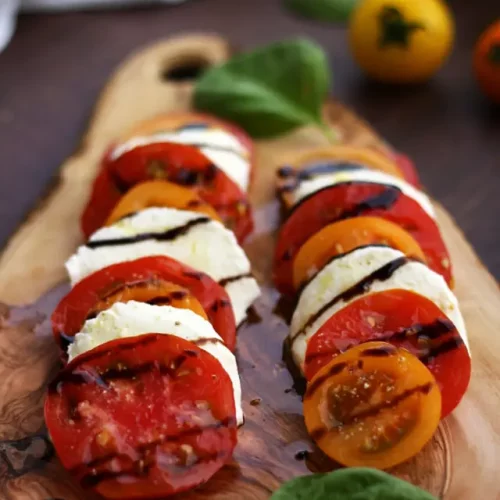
(0, 0, 498, 279)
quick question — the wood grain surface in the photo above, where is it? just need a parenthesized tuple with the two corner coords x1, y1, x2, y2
(0, 34, 499, 500)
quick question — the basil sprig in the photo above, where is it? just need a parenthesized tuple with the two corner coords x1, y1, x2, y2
(270, 468, 438, 500)
(194, 39, 335, 141)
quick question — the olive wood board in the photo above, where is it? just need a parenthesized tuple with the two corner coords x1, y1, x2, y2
(0, 34, 498, 500)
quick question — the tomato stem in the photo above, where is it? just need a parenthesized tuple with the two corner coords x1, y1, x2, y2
(379, 7, 424, 48)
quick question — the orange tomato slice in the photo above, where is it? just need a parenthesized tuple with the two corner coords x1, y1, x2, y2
(303, 341, 441, 469)
(105, 180, 221, 225)
(293, 216, 426, 290)
(87, 280, 208, 321)
(277, 146, 405, 208)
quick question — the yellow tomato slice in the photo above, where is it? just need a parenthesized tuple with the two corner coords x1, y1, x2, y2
(292, 216, 426, 290)
(303, 341, 441, 469)
(105, 180, 221, 225)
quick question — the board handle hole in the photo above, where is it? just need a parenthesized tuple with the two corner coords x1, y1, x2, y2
(161, 57, 210, 82)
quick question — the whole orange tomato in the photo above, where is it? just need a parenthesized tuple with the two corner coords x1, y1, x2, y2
(474, 20, 500, 104)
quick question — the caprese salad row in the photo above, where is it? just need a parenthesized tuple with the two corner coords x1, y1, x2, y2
(44, 113, 261, 499)
(273, 146, 471, 469)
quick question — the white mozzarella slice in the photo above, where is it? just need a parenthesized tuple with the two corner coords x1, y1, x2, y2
(110, 129, 251, 191)
(290, 167, 435, 219)
(222, 276, 261, 330)
(66, 207, 260, 325)
(290, 245, 468, 372)
(68, 301, 243, 425)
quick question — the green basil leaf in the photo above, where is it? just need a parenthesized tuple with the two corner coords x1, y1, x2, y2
(193, 39, 333, 140)
(285, 0, 360, 23)
(270, 468, 438, 500)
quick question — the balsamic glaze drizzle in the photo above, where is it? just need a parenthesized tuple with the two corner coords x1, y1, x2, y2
(303, 318, 463, 366)
(420, 337, 464, 363)
(344, 382, 433, 425)
(291, 256, 410, 343)
(277, 162, 365, 194)
(218, 272, 253, 287)
(75, 416, 236, 487)
(378, 318, 455, 342)
(297, 243, 391, 296)
(335, 187, 400, 221)
(80, 450, 229, 488)
(193, 337, 224, 347)
(306, 381, 434, 431)
(286, 182, 401, 221)
(306, 362, 348, 397)
(86, 217, 210, 249)
(183, 270, 204, 281)
(361, 345, 398, 357)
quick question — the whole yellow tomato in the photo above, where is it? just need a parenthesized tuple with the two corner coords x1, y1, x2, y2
(349, 0, 455, 83)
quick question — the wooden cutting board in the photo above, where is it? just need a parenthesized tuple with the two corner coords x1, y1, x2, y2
(0, 34, 499, 500)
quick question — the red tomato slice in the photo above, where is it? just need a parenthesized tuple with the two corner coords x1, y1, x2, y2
(45, 333, 237, 499)
(305, 289, 470, 418)
(273, 182, 452, 295)
(52, 256, 236, 352)
(81, 142, 253, 242)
